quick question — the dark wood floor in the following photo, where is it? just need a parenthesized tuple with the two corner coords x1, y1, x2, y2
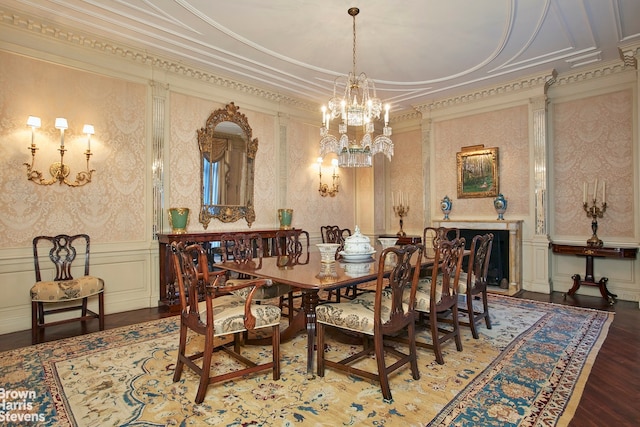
(1, 291, 638, 426)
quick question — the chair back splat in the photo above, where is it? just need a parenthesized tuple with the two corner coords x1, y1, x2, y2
(30, 234, 104, 344)
(170, 241, 281, 403)
(316, 244, 424, 402)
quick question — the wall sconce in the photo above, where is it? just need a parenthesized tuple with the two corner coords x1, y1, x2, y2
(318, 157, 339, 197)
(24, 116, 95, 187)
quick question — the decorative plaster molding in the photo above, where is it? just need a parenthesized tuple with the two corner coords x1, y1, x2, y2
(414, 70, 557, 113)
(553, 60, 631, 87)
(618, 43, 640, 69)
(0, 9, 315, 112)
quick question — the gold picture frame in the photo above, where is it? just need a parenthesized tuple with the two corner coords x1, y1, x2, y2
(457, 146, 499, 198)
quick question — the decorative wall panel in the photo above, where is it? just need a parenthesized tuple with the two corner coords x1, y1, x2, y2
(0, 51, 146, 246)
(552, 90, 633, 238)
(433, 106, 530, 219)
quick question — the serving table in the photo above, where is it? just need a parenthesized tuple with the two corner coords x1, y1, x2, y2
(217, 249, 428, 377)
(551, 243, 638, 304)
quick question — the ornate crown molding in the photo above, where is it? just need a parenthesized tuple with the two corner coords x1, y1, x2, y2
(0, 9, 315, 112)
(618, 42, 640, 69)
(553, 60, 631, 87)
(414, 70, 558, 114)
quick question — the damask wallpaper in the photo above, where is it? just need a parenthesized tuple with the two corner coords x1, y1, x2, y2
(433, 105, 530, 220)
(552, 90, 633, 238)
(0, 51, 146, 247)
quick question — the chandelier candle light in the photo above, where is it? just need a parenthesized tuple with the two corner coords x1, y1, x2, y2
(392, 191, 409, 237)
(582, 179, 607, 247)
(318, 7, 393, 168)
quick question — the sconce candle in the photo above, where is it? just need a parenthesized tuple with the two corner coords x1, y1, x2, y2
(24, 116, 95, 187)
(83, 124, 95, 151)
(317, 157, 339, 197)
(55, 117, 68, 147)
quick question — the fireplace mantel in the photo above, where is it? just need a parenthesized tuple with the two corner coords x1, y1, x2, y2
(432, 219, 523, 295)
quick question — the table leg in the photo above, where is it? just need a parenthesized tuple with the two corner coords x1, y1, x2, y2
(567, 274, 582, 296)
(597, 277, 616, 305)
(301, 290, 319, 379)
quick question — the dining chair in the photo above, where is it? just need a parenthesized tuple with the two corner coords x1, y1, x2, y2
(274, 229, 310, 323)
(30, 234, 105, 344)
(409, 237, 466, 364)
(219, 232, 292, 302)
(423, 226, 460, 259)
(457, 233, 494, 338)
(316, 244, 424, 402)
(320, 225, 356, 300)
(170, 241, 281, 403)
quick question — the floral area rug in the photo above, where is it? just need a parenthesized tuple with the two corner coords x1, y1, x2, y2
(0, 295, 612, 426)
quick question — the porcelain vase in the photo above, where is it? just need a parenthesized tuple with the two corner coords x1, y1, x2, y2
(278, 208, 293, 230)
(494, 194, 507, 220)
(168, 208, 190, 234)
(440, 195, 452, 220)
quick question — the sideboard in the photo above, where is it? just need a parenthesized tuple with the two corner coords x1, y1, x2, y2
(157, 229, 290, 312)
(432, 220, 523, 296)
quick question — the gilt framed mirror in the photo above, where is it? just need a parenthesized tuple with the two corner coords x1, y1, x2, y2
(198, 102, 257, 228)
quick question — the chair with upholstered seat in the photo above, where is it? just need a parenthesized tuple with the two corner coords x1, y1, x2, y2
(30, 234, 105, 344)
(316, 244, 424, 401)
(457, 233, 494, 338)
(274, 229, 309, 322)
(171, 241, 281, 403)
(409, 237, 465, 364)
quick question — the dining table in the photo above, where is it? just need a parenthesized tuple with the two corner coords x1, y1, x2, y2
(216, 246, 409, 378)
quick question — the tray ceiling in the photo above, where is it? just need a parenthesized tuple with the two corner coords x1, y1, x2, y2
(1, 0, 639, 112)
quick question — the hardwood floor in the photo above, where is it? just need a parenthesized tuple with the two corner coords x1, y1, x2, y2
(0, 291, 637, 425)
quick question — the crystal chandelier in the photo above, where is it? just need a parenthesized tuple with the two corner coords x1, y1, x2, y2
(319, 7, 393, 168)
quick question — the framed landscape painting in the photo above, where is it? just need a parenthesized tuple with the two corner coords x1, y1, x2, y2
(456, 146, 499, 198)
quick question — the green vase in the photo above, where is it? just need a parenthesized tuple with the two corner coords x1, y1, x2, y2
(278, 208, 293, 230)
(169, 208, 190, 234)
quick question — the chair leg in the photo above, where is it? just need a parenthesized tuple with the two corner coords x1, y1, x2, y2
(31, 301, 39, 345)
(272, 324, 281, 380)
(467, 291, 480, 339)
(98, 292, 105, 331)
(374, 333, 392, 401)
(452, 305, 463, 352)
(431, 313, 444, 365)
(317, 322, 326, 377)
(482, 291, 492, 329)
(173, 323, 188, 383)
(195, 331, 215, 404)
(407, 322, 420, 381)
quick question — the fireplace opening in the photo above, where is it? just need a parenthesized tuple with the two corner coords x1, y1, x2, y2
(459, 229, 510, 288)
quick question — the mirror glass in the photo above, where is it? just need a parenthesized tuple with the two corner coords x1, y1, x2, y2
(198, 102, 257, 228)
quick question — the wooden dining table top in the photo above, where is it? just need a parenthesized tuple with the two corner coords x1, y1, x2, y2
(216, 251, 385, 291)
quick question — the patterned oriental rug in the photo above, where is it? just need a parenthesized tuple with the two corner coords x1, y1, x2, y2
(0, 295, 612, 426)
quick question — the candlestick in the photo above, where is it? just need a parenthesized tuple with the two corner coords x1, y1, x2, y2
(392, 190, 409, 237)
(582, 198, 607, 247)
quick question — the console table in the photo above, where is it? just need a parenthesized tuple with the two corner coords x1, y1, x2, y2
(157, 229, 290, 312)
(551, 243, 638, 305)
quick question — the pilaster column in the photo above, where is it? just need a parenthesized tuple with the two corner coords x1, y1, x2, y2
(421, 114, 432, 228)
(150, 80, 169, 238)
(531, 94, 549, 236)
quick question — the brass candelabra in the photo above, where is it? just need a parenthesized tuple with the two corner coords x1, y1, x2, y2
(393, 203, 409, 237)
(583, 199, 607, 247)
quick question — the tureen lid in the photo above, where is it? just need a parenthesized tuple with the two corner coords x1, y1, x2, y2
(344, 225, 370, 245)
